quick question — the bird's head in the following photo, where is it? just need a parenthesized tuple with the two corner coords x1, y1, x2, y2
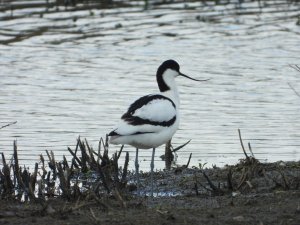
(156, 59, 209, 92)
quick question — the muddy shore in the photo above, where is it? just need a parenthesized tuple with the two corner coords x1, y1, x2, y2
(1, 159, 300, 225)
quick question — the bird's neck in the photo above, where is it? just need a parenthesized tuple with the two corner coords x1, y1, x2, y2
(164, 88, 180, 107)
(157, 70, 180, 107)
(161, 77, 180, 107)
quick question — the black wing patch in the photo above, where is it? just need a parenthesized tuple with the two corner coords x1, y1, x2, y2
(121, 94, 176, 127)
(108, 130, 119, 136)
(108, 130, 154, 136)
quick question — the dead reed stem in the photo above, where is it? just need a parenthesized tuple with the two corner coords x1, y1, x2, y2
(0, 137, 130, 202)
(165, 140, 172, 170)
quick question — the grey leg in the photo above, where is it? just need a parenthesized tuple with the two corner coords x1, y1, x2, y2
(135, 148, 139, 193)
(150, 148, 156, 197)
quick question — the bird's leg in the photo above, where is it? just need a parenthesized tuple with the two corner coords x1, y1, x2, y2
(135, 148, 140, 193)
(150, 148, 156, 197)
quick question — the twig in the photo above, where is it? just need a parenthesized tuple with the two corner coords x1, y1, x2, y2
(165, 140, 172, 170)
(117, 145, 124, 160)
(0, 121, 17, 130)
(194, 182, 199, 196)
(72, 137, 82, 164)
(78, 139, 89, 173)
(1, 153, 13, 196)
(290, 64, 300, 73)
(245, 180, 253, 189)
(227, 168, 233, 191)
(112, 153, 119, 184)
(237, 168, 248, 190)
(96, 165, 110, 194)
(201, 170, 224, 195)
(29, 162, 39, 200)
(1, 152, 7, 165)
(104, 134, 109, 151)
(13, 140, 24, 191)
(97, 138, 102, 164)
(62, 155, 69, 169)
(172, 139, 191, 152)
(288, 65, 300, 97)
(197, 181, 213, 193)
(248, 142, 255, 158)
(99, 137, 107, 153)
(238, 129, 249, 160)
(186, 153, 192, 168)
(46, 150, 57, 179)
(89, 208, 100, 223)
(56, 162, 70, 199)
(85, 138, 97, 169)
(288, 83, 300, 98)
(121, 152, 129, 184)
(68, 147, 82, 167)
(39, 154, 47, 179)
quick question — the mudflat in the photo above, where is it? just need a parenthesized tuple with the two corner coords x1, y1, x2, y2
(1, 160, 300, 225)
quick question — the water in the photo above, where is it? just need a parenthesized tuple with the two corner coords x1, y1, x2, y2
(0, 0, 300, 170)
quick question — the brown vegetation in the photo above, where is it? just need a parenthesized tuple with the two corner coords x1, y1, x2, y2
(0, 131, 300, 224)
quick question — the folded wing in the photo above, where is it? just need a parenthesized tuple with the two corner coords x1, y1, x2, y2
(109, 94, 176, 136)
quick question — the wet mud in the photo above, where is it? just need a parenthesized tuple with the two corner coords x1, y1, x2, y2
(1, 156, 300, 225)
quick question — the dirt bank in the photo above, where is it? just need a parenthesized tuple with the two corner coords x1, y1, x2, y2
(1, 160, 300, 225)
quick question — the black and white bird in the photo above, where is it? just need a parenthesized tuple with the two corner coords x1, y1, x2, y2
(108, 59, 207, 196)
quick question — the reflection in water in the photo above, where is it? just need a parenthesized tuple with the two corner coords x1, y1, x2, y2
(0, 0, 300, 169)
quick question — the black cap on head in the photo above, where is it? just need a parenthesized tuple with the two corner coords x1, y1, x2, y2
(156, 59, 180, 92)
(158, 59, 180, 74)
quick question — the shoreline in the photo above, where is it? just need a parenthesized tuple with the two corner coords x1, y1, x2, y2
(1, 137, 300, 224)
(1, 160, 300, 224)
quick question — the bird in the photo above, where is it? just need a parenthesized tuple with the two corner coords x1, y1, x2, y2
(108, 59, 208, 196)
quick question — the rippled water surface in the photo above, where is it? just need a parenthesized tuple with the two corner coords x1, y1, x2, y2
(1, 0, 300, 169)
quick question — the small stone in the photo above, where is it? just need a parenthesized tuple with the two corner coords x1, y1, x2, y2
(233, 216, 245, 222)
(232, 191, 240, 197)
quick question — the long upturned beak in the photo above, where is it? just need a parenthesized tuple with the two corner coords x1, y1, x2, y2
(179, 72, 210, 82)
